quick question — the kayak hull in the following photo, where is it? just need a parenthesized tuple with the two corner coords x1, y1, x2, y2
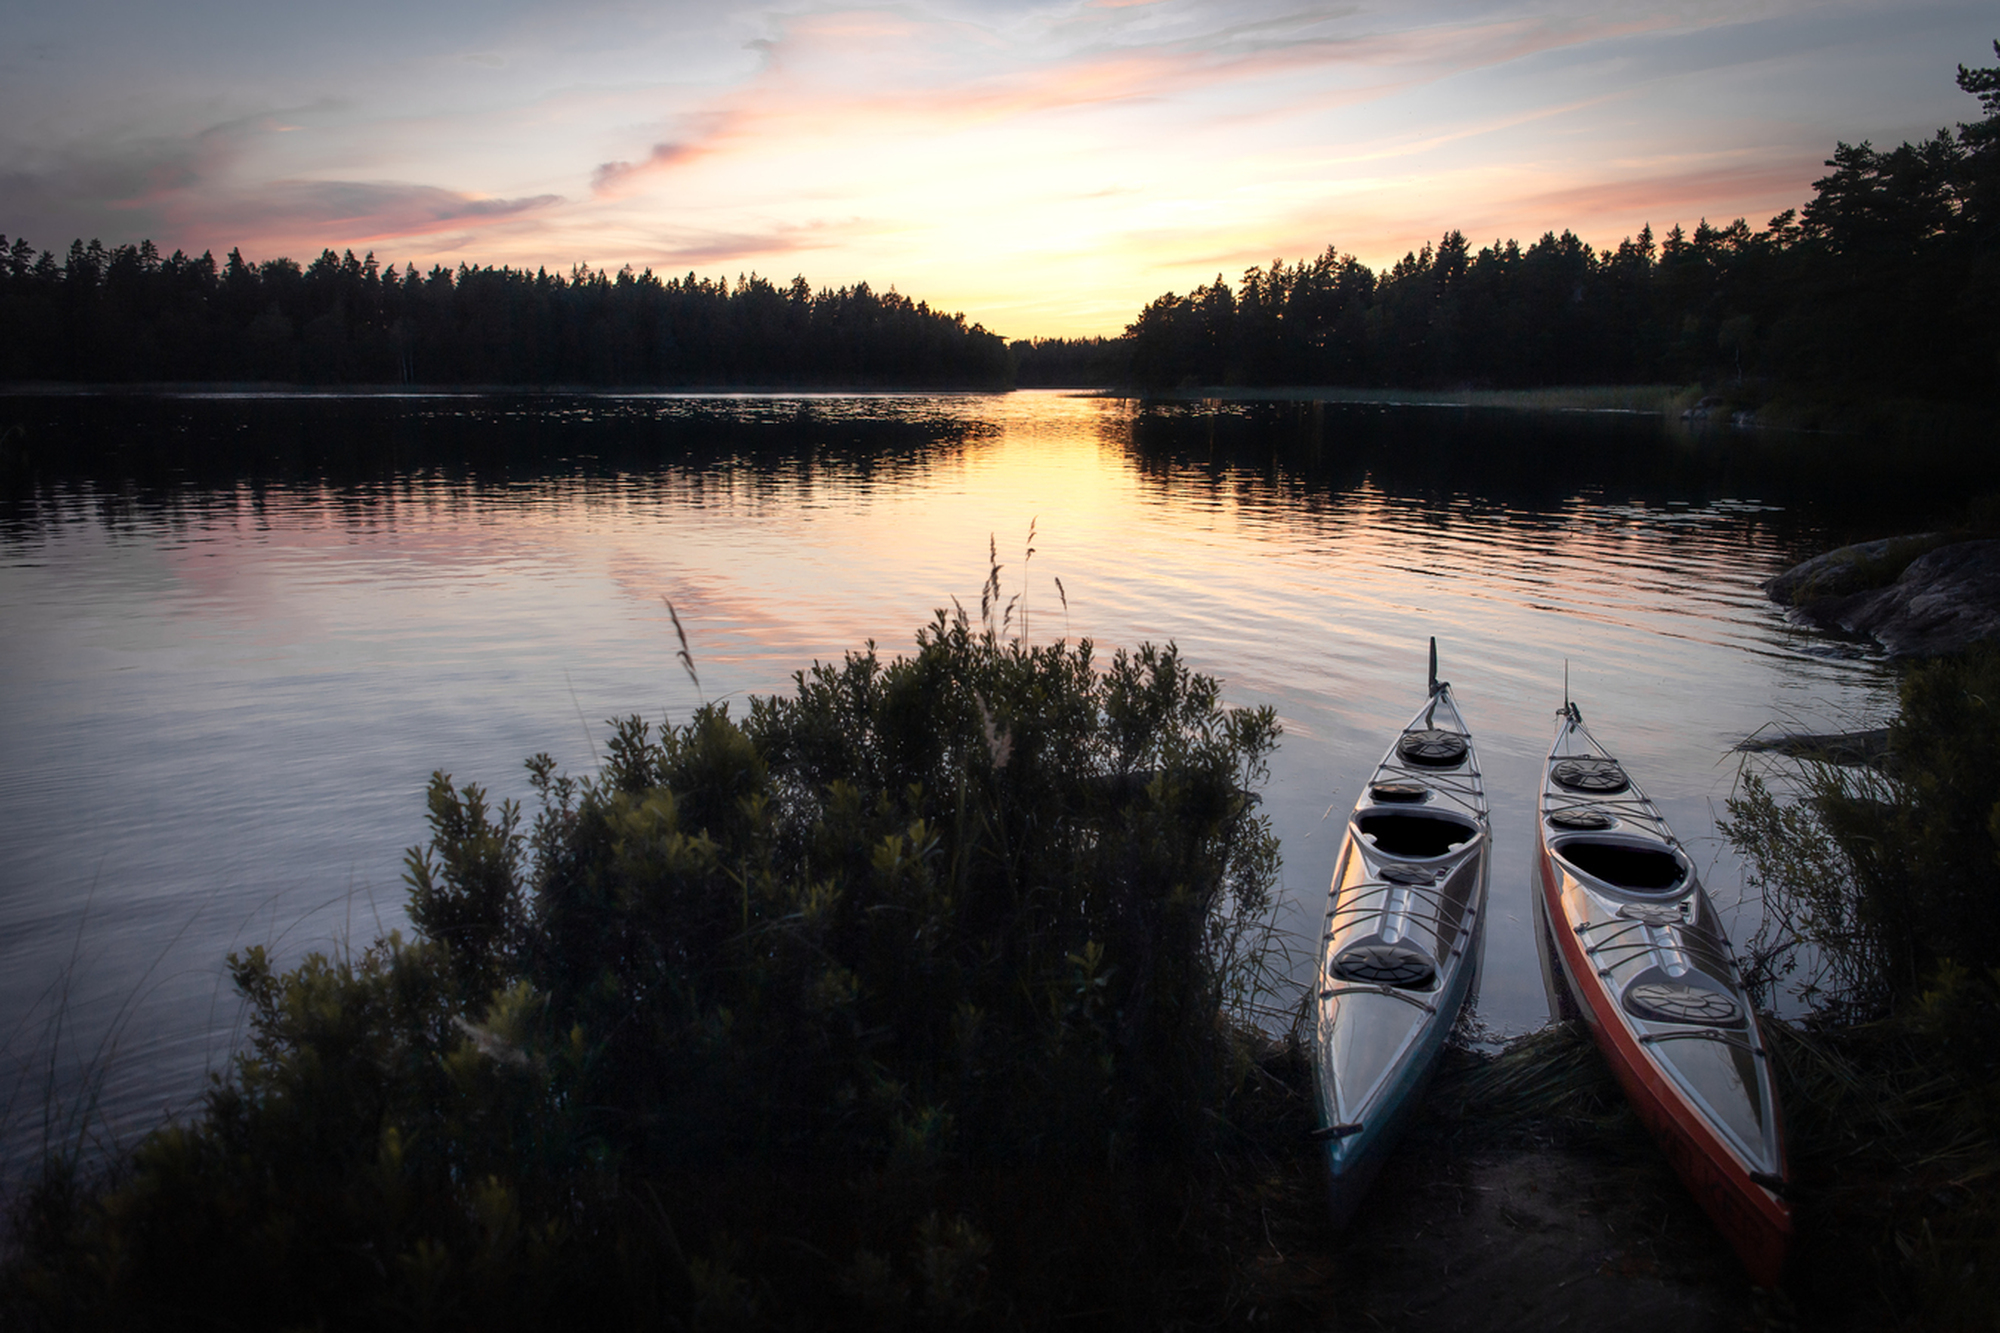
(1314, 666, 1489, 1226)
(1536, 705, 1790, 1287)
(1319, 902, 1485, 1225)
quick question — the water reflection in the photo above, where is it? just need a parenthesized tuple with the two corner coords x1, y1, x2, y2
(0, 390, 1896, 1182)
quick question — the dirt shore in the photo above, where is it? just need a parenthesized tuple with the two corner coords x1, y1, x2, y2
(1236, 1037, 1797, 1332)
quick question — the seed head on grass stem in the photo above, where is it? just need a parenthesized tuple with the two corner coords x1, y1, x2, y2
(663, 597, 703, 702)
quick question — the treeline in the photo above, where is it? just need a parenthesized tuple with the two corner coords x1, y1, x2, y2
(1039, 43, 2000, 398)
(0, 244, 1012, 388)
(5, 45, 1994, 396)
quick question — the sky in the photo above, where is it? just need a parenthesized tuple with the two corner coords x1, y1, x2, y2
(1, 0, 1993, 336)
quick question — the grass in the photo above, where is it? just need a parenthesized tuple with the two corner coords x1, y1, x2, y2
(1764, 1014, 2000, 1330)
(1721, 646, 2000, 1328)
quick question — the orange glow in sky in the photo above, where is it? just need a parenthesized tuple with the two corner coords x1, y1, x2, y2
(2, 0, 1993, 336)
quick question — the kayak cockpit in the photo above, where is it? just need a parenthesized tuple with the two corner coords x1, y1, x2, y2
(1356, 810, 1480, 860)
(1549, 836, 1687, 897)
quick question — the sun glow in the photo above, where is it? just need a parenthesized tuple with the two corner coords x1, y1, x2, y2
(1, 0, 1989, 336)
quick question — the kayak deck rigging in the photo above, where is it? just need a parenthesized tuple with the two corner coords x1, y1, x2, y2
(1536, 701, 1790, 1287)
(1312, 639, 1490, 1227)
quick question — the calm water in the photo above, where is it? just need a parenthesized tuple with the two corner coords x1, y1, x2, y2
(0, 390, 1917, 1181)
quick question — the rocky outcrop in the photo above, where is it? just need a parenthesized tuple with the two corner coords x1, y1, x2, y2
(1763, 533, 1946, 606)
(1767, 537, 2000, 657)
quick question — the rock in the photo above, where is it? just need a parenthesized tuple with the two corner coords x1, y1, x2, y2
(1735, 728, 1891, 768)
(1773, 539, 2000, 657)
(1763, 533, 1944, 606)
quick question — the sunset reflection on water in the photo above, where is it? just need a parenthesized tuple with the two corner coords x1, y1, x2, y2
(0, 390, 1895, 1176)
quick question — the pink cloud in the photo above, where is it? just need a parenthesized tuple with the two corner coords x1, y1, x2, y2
(592, 140, 703, 196)
(647, 224, 848, 266)
(170, 180, 564, 249)
(611, 6, 1682, 168)
(1510, 163, 1819, 223)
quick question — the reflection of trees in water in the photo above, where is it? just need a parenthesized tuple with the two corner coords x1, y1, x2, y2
(0, 394, 995, 540)
(1121, 399, 1997, 543)
(6, 392, 1993, 553)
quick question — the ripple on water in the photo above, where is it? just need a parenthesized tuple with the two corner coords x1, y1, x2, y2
(0, 390, 1900, 1177)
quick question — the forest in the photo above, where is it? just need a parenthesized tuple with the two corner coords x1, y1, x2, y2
(1, 45, 1995, 397)
(0, 248, 1013, 389)
(1028, 46, 2000, 398)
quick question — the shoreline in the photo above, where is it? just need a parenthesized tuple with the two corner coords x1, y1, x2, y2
(0, 380, 1019, 398)
(1106, 382, 1699, 414)
(0, 380, 1701, 419)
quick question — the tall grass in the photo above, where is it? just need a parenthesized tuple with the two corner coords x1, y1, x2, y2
(0, 875, 224, 1213)
(1723, 647, 2000, 1328)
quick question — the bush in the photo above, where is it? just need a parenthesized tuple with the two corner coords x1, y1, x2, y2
(1725, 646, 2000, 1014)
(2, 613, 1285, 1330)
(1724, 647, 2000, 1328)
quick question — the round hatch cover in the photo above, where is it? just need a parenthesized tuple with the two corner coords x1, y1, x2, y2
(1398, 729, 1469, 767)
(1616, 903, 1686, 926)
(1548, 807, 1616, 830)
(1552, 757, 1630, 793)
(1624, 980, 1744, 1027)
(1333, 942, 1437, 989)
(1370, 781, 1430, 803)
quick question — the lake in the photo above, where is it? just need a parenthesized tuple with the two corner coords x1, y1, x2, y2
(0, 388, 1916, 1183)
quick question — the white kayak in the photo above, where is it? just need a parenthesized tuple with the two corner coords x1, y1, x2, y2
(1535, 701, 1790, 1286)
(1312, 640, 1489, 1224)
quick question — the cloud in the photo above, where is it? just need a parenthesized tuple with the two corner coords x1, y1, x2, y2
(0, 109, 565, 256)
(613, 216, 887, 269)
(660, 5, 1672, 153)
(215, 180, 565, 243)
(1508, 162, 1820, 227)
(649, 229, 820, 265)
(593, 141, 701, 195)
(4, 0, 1981, 336)
(0, 112, 263, 214)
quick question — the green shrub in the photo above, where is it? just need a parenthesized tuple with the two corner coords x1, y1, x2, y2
(3, 613, 1284, 1330)
(1725, 647, 2000, 1014)
(1725, 647, 2000, 1327)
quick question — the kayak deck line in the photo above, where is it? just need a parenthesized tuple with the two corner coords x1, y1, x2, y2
(1317, 983, 1440, 1013)
(1313, 637, 1490, 1229)
(1638, 1028, 1767, 1056)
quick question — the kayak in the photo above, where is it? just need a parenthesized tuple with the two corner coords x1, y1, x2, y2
(1312, 640, 1489, 1224)
(1536, 701, 1790, 1286)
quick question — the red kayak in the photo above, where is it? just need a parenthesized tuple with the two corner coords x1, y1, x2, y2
(1536, 702, 1790, 1288)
